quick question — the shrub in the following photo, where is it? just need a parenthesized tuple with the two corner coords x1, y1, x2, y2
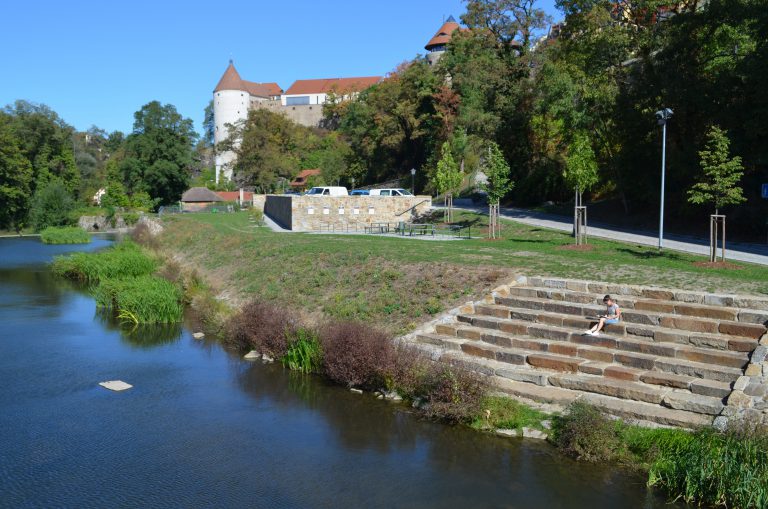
(282, 329, 322, 374)
(319, 321, 395, 389)
(551, 401, 622, 462)
(226, 299, 299, 357)
(416, 363, 487, 424)
(94, 275, 183, 324)
(40, 226, 90, 244)
(122, 212, 140, 226)
(29, 180, 75, 231)
(471, 396, 549, 431)
(130, 221, 159, 249)
(51, 241, 156, 282)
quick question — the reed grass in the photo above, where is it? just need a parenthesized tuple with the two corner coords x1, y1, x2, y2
(40, 226, 91, 244)
(94, 275, 183, 324)
(51, 241, 156, 282)
(281, 329, 322, 374)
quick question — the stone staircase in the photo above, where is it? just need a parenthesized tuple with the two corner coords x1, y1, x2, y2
(410, 276, 768, 428)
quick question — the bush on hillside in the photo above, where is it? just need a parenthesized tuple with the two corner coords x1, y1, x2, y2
(551, 401, 622, 462)
(319, 321, 396, 389)
(415, 363, 487, 424)
(29, 180, 75, 231)
(227, 299, 299, 357)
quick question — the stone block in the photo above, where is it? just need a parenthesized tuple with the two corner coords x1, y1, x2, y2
(495, 350, 527, 365)
(509, 310, 538, 322)
(712, 416, 729, 431)
(604, 323, 626, 335)
(675, 291, 704, 304)
(563, 316, 590, 329)
(654, 359, 741, 383)
(634, 300, 676, 313)
(642, 289, 675, 300)
(675, 304, 738, 321)
(578, 362, 606, 375)
(689, 379, 732, 399)
(459, 303, 475, 314)
(660, 316, 719, 334)
(548, 343, 578, 357)
(481, 332, 514, 348)
(498, 322, 528, 335)
(662, 393, 724, 415)
(577, 347, 615, 363)
(676, 349, 748, 369)
(604, 365, 643, 382)
(624, 311, 661, 326)
(719, 322, 767, 339)
(614, 352, 656, 370)
(751, 345, 768, 363)
(688, 334, 729, 350)
(495, 368, 548, 386)
(511, 338, 549, 352)
(461, 343, 496, 360)
(549, 375, 662, 404)
(745, 363, 762, 376)
(537, 314, 565, 327)
(744, 381, 768, 398)
(456, 327, 482, 341)
(543, 278, 567, 289)
(522, 427, 548, 440)
(733, 375, 750, 392)
(617, 338, 676, 358)
(492, 284, 510, 296)
(471, 316, 501, 330)
(565, 281, 589, 292)
(543, 302, 583, 315)
(572, 334, 618, 349)
(457, 314, 474, 324)
(703, 294, 735, 307)
(726, 390, 752, 409)
(738, 311, 768, 325)
(476, 305, 511, 319)
(587, 283, 608, 294)
(626, 326, 655, 338)
(654, 330, 690, 345)
(639, 372, 691, 389)
(528, 326, 570, 342)
(527, 354, 582, 373)
(734, 297, 768, 310)
(435, 324, 459, 336)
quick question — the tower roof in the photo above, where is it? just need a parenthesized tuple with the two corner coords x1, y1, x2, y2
(214, 60, 244, 92)
(425, 16, 462, 51)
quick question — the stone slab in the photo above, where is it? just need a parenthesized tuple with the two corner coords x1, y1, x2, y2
(99, 380, 133, 392)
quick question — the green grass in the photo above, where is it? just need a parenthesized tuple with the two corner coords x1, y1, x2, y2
(470, 396, 551, 432)
(281, 329, 322, 374)
(94, 275, 183, 324)
(159, 211, 768, 333)
(40, 226, 91, 244)
(51, 241, 156, 283)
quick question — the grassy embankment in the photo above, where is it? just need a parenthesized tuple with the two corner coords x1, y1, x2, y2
(160, 210, 768, 334)
(163, 211, 768, 508)
(51, 240, 183, 324)
(40, 226, 91, 244)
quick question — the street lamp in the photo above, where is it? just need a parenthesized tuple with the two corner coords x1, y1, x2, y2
(410, 168, 416, 194)
(655, 108, 673, 250)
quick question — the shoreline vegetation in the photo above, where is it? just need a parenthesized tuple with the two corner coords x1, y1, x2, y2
(40, 226, 90, 245)
(47, 214, 768, 508)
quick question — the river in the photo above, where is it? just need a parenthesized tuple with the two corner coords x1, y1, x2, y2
(0, 237, 679, 508)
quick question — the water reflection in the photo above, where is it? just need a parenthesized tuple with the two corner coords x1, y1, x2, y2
(95, 310, 184, 349)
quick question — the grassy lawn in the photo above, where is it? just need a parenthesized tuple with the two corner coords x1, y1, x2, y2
(159, 211, 768, 333)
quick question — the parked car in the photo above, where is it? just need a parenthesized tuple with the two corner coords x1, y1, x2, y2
(350, 189, 370, 196)
(369, 188, 413, 196)
(305, 186, 349, 196)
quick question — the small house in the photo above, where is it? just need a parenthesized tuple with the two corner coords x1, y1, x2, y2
(180, 187, 224, 212)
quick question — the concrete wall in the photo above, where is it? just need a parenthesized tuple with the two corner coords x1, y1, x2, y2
(252, 194, 266, 212)
(263, 195, 433, 231)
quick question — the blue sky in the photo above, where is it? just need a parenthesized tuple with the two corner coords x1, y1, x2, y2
(0, 0, 560, 135)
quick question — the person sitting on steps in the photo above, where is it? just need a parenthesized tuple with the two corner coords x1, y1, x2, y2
(584, 295, 621, 336)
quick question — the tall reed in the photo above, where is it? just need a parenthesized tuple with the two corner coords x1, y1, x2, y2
(281, 329, 322, 374)
(40, 226, 91, 244)
(52, 241, 156, 282)
(94, 275, 183, 324)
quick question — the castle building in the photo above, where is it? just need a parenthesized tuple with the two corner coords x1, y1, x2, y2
(424, 15, 462, 66)
(212, 61, 381, 182)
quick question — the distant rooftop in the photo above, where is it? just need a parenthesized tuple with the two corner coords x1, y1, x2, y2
(213, 61, 283, 97)
(284, 76, 382, 96)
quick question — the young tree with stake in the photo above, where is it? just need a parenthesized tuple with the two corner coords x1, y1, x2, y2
(434, 141, 464, 223)
(480, 142, 514, 239)
(563, 131, 599, 244)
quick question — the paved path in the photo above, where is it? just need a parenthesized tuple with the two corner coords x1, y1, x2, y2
(455, 205, 768, 266)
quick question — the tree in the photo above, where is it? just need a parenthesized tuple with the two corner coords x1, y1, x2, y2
(462, 0, 550, 53)
(433, 141, 464, 222)
(688, 125, 746, 261)
(688, 125, 746, 214)
(28, 179, 75, 231)
(0, 117, 33, 231)
(480, 141, 515, 238)
(121, 101, 196, 205)
(563, 131, 599, 243)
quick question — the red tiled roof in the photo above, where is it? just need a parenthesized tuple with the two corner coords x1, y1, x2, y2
(242, 80, 283, 98)
(425, 19, 462, 50)
(284, 77, 382, 96)
(290, 168, 321, 187)
(214, 61, 283, 97)
(216, 191, 254, 202)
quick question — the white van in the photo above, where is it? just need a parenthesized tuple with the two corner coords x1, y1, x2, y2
(368, 188, 413, 196)
(304, 186, 349, 197)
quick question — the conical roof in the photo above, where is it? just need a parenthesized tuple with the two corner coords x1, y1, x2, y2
(214, 60, 244, 92)
(425, 17, 461, 51)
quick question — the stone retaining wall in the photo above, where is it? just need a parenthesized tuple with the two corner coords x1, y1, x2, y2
(263, 195, 433, 232)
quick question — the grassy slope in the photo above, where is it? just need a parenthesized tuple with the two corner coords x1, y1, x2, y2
(159, 211, 768, 333)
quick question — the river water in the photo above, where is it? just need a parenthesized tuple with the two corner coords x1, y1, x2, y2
(0, 237, 679, 508)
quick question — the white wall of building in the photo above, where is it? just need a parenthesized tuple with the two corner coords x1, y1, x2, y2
(213, 89, 250, 182)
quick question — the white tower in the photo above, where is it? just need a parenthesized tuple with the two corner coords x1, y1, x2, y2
(213, 60, 250, 183)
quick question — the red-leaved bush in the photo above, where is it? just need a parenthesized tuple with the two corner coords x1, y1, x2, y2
(227, 300, 299, 357)
(319, 321, 395, 389)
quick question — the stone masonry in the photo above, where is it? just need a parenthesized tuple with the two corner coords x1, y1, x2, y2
(264, 195, 432, 232)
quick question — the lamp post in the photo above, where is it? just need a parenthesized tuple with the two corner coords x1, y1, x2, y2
(655, 108, 673, 250)
(410, 168, 416, 194)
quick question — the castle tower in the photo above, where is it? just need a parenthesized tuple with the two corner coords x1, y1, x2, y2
(213, 60, 249, 183)
(425, 15, 461, 66)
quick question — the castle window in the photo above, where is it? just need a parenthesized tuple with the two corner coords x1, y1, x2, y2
(286, 96, 310, 106)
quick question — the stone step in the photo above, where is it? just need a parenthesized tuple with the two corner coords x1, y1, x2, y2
(488, 297, 766, 340)
(506, 285, 768, 325)
(523, 276, 768, 312)
(449, 317, 750, 369)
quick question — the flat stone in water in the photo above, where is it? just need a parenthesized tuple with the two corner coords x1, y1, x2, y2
(99, 380, 133, 392)
(243, 350, 260, 360)
(192, 332, 205, 339)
